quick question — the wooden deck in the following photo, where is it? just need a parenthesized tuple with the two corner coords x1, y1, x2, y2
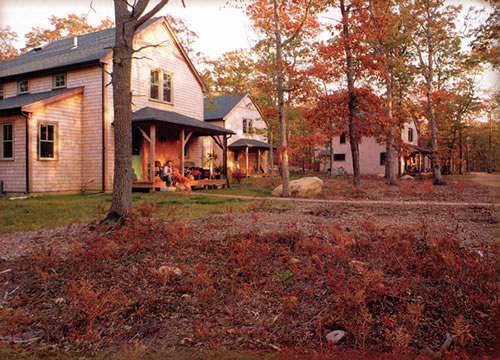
(190, 179, 227, 189)
(133, 179, 227, 192)
(132, 181, 166, 192)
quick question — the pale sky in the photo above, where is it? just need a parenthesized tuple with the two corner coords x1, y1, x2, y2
(0, 0, 497, 91)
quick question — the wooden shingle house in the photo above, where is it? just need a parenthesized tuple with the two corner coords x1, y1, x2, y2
(204, 93, 272, 176)
(0, 17, 232, 194)
(317, 122, 431, 175)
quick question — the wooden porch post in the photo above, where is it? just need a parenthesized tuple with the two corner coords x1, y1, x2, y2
(257, 148, 261, 174)
(223, 135, 229, 188)
(245, 146, 249, 177)
(149, 124, 156, 181)
(180, 128, 185, 175)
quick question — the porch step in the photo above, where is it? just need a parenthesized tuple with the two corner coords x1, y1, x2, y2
(160, 186, 177, 192)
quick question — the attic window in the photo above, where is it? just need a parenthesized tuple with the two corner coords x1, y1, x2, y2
(150, 69, 173, 104)
(53, 73, 66, 89)
(340, 133, 346, 144)
(408, 128, 414, 142)
(18, 80, 29, 94)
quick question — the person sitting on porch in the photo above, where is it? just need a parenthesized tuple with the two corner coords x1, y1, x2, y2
(162, 160, 174, 186)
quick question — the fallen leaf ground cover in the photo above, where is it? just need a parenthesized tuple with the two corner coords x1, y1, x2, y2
(0, 201, 498, 359)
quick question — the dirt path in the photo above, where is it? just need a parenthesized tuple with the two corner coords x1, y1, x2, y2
(470, 172, 500, 188)
(185, 192, 499, 207)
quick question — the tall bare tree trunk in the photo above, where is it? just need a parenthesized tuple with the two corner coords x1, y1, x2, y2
(427, 87, 444, 184)
(385, 79, 398, 185)
(107, 3, 136, 220)
(273, 0, 290, 196)
(269, 130, 275, 185)
(488, 115, 493, 173)
(458, 125, 463, 174)
(107, 0, 171, 220)
(423, 5, 444, 185)
(341, 0, 360, 188)
(330, 135, 334, 177)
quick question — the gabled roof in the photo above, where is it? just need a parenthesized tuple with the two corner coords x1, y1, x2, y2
(0, 17, 206, 91)
(228, 138, 276, 150)
(0, 87, 83, 114)
(0, 27, 115, 81)
(204, 93, 262, 121)
(132, 107, 234, 136)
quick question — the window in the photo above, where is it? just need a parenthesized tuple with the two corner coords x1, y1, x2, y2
(184, 143, 189, 158)
(408, 128, 414, 142)
(248, 119, 254, 134)
(150, 69, 173, 103)
(53, 73, 66, 89)
(163, 73, 172, 103)
(1, 124, 13, 160)
(0, 85, 3, 100)
(334, 153, 345, 161)
(150, 70, 160, 100)
(39, 123, 56, 160)
(340, 132, 346, 144)
(380, 152, 386, 166)
(18, 80, 29, 94)
(242, 119, 248, 134)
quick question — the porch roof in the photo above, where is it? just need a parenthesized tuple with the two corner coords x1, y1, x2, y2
(132, 107, 234, 136)
(406, 143, 432, 154)
(0, 87, 83, 114)
(228, 138, 276, 150)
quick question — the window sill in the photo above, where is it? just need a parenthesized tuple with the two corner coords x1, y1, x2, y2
(149, 98, 173, 106)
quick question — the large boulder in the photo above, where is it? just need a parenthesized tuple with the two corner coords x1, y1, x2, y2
(272, 177, 324, 198)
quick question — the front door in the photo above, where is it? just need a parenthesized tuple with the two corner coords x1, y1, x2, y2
(132, 127, 143, 180)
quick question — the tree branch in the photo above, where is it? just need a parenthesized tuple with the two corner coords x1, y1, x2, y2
(135, 0, 170, 30)
(133, 40, 169, 53)
(282, 0, 314, 48)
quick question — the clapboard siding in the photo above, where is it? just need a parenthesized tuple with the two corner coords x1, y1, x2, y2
(0, 18, 205, 194)
(131, 23, 204, 121)
(103, 64, 114, 191)
(29, 94, 83, 193)
(0, 116, 26, 192)
(67, 67, 104, 191)
(2, 82, 19, 98)
(225, 96, 267, 144)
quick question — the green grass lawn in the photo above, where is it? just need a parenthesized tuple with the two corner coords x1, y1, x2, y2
(0, 177, 294, 234)
(0, 190, 254, 234)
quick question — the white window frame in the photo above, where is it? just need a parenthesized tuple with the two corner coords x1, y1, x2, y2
(18, 80, 29, 94)
(150, 69, 173, 104)
(150, 69, 160, 101)
(39, 123, 57, 160)
(242, 119, 248, 134)
(408, 128, 414, 142)
(53, 73, 66, 89)
(162, 72, 173, 104)
(1, 123, 13, 160)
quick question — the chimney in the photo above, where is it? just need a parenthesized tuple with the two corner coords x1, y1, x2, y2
(72, 37, 78, 49)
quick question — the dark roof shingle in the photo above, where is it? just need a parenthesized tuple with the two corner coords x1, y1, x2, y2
(0, 87, 82, 112)
(132, 107, 234, 136)
(204, 94, 246, 121)
(0, 18, 159, 81)
(228, 138, 275, 149)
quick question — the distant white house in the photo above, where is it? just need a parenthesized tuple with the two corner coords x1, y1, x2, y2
(318, 121, 431, 175)
(204, 93, 272, 176)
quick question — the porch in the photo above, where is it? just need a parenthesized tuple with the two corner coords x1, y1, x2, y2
(402, 144, 432, 174)
(228, 138, 275, 177)
(131, 107, 234, 191)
